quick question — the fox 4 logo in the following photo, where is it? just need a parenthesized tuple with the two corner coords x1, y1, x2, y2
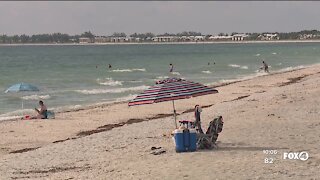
(283, 151, 309, 161)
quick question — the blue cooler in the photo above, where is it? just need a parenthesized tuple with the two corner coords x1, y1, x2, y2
(174, 128, 197, 152)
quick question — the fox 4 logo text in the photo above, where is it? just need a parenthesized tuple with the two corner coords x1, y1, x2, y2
(283, 151, 309, 161)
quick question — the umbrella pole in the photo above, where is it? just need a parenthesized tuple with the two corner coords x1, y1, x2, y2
(172, 100, 178, 129)
(21, 99, 24, 117)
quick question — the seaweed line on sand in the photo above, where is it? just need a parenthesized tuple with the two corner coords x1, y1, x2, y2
(13, 166, 90, 175)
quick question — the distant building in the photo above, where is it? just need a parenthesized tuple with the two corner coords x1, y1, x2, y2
(111, 37, 132, 43)
(79, 37, 93, 43)
(94, 36, 109, 43)
(179, 36, 188, 41)
(194, 36, 205, 41)
(209, 35, 233, 41)
(232, 34, 249, 41)
(152, 36, 178, 42)
(134, 37, 141, 42)
(70, 38, 77, 43)
(258, 34, 279, 41)
(299, 34, 316, 40)
(188, 36, 195, 41)
(177, 36, 194, 42)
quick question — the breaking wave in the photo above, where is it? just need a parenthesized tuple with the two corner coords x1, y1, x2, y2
(97, 78, 123, 86)
(156, 76, 169, 79)
(277, 65, 305, 72)
(229, 64, 248, 70)
(171, 72, 181, 75)
(115, 94, 137, 102)
(240, 66, 248, 69)
(111, 68, 146, 72)
(0, 116, 21, 121)
(75, 85, 149, 95)
(127, 80, 143, 83)
(202, 70, 212, 74)
(228, 64, 241, 68)
(21, 94, 51, 100)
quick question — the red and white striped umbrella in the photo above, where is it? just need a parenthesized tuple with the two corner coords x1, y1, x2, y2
(128, 77, 218, 128)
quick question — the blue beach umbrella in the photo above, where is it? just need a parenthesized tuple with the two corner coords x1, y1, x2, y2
(4, 83, 40, 113)
(5, 83, 39, 93)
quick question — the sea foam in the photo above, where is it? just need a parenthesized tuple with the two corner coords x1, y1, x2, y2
(127, 80, 143, 83)
(171, 72, 181, 75)
(0, 116, 21, 121)
(240, 66, 248, 69)
(156, 76, 169, 79)
(229, 64, 248, 69)
(228, 64, 241, 68)
(75, 85, 149, 95)
(115, 94, 137, 102)
(97, 78, 123, 86)
(202, 70, 212, 74)
(21, 94, 51, 100)
(111, 68, 146, 72)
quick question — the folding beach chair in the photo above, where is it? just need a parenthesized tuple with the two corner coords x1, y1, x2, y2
(196, 116, 224, 149)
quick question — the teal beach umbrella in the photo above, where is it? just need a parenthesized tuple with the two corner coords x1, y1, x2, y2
(4, 83, 40, 114)
(5, 83, 39, 93)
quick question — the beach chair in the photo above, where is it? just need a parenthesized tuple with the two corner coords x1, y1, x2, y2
(196, 116, 224, 149)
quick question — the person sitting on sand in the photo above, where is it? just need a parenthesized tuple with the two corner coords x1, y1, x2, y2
(34, 100, 48, 119)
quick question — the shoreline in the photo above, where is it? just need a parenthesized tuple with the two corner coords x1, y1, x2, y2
(1, 40, 320, 46)
(0, 63, 317, 122)
(1, 62, 319, 179)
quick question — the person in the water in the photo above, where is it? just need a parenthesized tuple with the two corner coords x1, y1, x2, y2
(169, 63, 174, 72)
(262, 61, 269, 73)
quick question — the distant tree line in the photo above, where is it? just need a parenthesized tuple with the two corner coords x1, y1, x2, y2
(1, 30, 320, 44)
(0, 33, 78, 44)
(278, 30, 320, 40)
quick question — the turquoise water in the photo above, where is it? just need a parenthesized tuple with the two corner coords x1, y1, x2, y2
(1, 43, 320, 118)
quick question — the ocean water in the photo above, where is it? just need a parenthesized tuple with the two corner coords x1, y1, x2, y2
(1, 43, 320, 119)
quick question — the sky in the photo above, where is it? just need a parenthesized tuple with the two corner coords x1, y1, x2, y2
(0, 1, 320, 36)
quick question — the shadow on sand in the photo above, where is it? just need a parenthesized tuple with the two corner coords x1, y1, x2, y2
(194, 142, 289, 152)
(215, 146, 289, 152)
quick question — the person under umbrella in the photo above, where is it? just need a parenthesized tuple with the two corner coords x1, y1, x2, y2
(21, 100, 48, 120)
(34, 100, 48, 119)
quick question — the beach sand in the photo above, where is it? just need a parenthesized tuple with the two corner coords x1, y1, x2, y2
(0, 64, 319, 179)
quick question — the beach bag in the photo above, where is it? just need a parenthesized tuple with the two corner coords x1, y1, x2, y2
(47, 110, 55, 119)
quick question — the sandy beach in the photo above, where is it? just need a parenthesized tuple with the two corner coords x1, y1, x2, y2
(0, 64, 319, 179)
